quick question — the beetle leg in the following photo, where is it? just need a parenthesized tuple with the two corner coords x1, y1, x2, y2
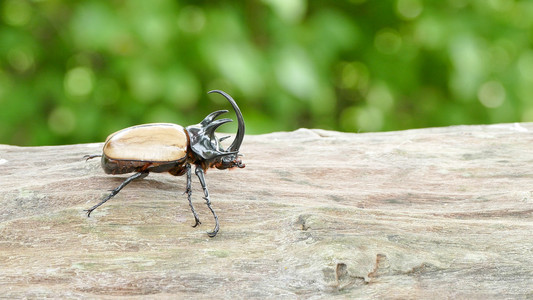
(195, 166, 219, 237)
(85, 171, 149, 217)
(185, 163, 202, 227)
(83, 154, 102, 161)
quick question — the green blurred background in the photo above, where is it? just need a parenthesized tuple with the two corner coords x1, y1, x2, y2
(1, 0, 533, 146)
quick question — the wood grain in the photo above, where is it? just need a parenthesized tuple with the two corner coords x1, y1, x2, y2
(1, 123, 532, 298)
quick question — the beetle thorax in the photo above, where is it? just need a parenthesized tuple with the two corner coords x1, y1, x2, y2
(185, 123, 242, 170)
(184, 90, 245, 170)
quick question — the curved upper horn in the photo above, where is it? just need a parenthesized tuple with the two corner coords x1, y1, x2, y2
(207, 90, 245, 152)
(200, 110, 228, 127)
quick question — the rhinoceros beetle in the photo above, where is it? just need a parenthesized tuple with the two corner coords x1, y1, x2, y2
(84, 90, 245, 237)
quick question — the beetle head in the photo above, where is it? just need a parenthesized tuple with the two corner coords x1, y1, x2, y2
(186, 90, 245, 169)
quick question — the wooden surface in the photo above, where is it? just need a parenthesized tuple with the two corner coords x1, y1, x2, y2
(1, 124, 532, 298)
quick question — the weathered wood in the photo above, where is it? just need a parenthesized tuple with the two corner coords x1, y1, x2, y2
(1, 123, 532, 298)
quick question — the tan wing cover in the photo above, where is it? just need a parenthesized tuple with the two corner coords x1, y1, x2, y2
(103, 123, 188, 162)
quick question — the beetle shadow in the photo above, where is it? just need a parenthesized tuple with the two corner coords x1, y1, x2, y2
(96, 175, 185, 193)
(144, 177, 186, 191)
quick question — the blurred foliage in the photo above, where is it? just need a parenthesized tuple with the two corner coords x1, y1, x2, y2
(1, 0, 533, 146)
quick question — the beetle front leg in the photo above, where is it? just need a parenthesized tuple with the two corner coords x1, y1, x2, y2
(195, 166, 219, 237)
(85, 171, 149, 217)
(185, 163, 201, 227)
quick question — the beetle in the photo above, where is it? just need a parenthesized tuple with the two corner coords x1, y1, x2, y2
(84, 90, 245, 237)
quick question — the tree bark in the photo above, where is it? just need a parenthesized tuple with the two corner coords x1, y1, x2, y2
(1, 123, 532, 298)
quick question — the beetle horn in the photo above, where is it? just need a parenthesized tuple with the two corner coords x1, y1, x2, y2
(207, 90, 245, 152)
(205, 118, 233, 138)
(201, 110, 228, 126)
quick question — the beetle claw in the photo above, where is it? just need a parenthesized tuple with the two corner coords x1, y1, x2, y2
(207, 220, 220, 237)
(192, 218, 202, 228)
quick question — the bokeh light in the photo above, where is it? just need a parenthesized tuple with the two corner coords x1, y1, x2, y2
(64, 67, 94, 98)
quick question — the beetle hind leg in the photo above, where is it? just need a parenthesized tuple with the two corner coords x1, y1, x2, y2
(184, 164, 202, 227)
(83, 154, 102, 161)
(195, 166, 220, 237)
(85, 171, 149, 217)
